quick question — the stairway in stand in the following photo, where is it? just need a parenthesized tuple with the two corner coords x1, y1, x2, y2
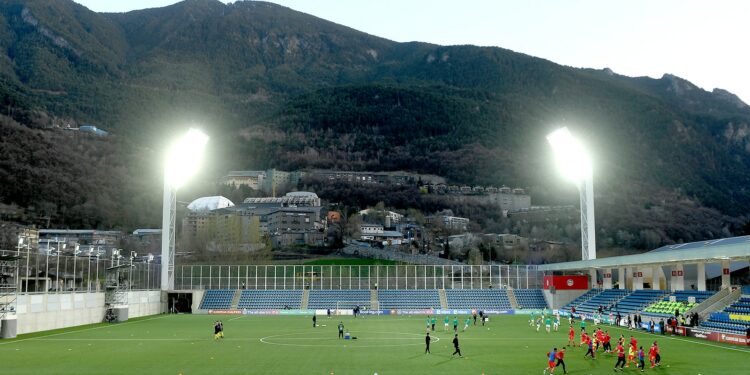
(301, 289, 309, 309)
(438, 289, 448, 309)
(231, 289, 242, 309)
(507, 288, 519, 309)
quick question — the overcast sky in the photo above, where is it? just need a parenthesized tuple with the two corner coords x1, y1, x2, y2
(75, 0, 750, 104)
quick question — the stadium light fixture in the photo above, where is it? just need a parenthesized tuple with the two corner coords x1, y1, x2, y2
(547, 126, 596, 261)
(161, 128, 209, 291)
(164, 128, 209, 189)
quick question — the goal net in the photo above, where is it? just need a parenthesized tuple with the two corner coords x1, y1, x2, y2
(335, 301, 380, 315)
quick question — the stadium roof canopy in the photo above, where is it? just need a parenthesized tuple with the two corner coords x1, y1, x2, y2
(538, 235, 750, 271)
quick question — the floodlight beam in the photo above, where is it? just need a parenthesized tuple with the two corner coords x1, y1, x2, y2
(547, 126, 596, 261)
(161, 128, 208, 291)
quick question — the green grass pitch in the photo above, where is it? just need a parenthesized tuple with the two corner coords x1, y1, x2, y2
(1, 314, 748, 374)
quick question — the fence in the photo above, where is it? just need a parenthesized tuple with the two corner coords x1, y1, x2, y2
(173, 264, 544, 290)
(7, 250, 160, 294)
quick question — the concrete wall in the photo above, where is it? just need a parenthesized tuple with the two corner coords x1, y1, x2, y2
(13, 291, 162, 335)
(543, 289, 588, 309)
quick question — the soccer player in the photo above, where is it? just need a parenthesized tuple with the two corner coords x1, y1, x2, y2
(213, 321, 221, 340)
(425, 332, 431, 354)
(648, 342, 657, 368)
(536, 316, 542, 332)
(653, 341, 661, 366)
(218, 320, 224, 339)
(530, 311, 537, 327)
(451, 334, 462, 358)
(614, 341, 626, 371)
(579, 319, 586, 333)
(545, 316, 552, 333)
(473, 310, 478, 325)
(626, 342, 636, 368)
(629, 335, 637, 351)
(312, 314, 317, 328)
(426, 316, 432, 331)
(567, 326, 576, 347)
(543, 348, 557, 374)
(327, 308, 331, 318)
(338, 321, 344, 339)
(453, 316, 459, 333)
(579, 331, 589, 348)
(603, 331, 612, 353)
(431, 316, 436, 331)
(463, 317, 471, 331)
(444, 315, 450, 331)
(637, 346, 645, 372)
(583, 335, 595, 359)
(555, 347, 567, 374)
(553, 315, 560, 332)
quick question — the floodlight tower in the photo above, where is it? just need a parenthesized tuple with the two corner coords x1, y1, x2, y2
(547, 127, 596, 261)
(161, 129, 209, 291)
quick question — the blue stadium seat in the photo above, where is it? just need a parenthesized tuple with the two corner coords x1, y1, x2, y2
(238, 290, 302, 309)
(378, 290, 440, 309)
(445, 289, 512, 310)
(512, 289, 548, 309)
(199, 289, 235, 310)
(307, 290, 370, 309)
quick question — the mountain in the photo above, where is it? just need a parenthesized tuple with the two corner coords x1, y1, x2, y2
(1, 0, 749, 251)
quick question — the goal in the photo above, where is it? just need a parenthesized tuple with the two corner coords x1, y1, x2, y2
(335, 301, 380, 315)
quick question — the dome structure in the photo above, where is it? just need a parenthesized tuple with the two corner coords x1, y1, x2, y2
(186, 196, 234, 212)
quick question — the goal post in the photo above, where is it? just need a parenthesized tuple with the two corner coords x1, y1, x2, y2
(335, 301, 380, 315)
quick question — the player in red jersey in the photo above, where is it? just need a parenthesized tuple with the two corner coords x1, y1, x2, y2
(568, 326, 576, 347)
(543, 348, 558, 374)
(629, 335, 637, 350)
(614, 342, 626, 371)
(579, 331, 589, 348)
(603, 331, 612, 353)
(555, 346, 567, 374)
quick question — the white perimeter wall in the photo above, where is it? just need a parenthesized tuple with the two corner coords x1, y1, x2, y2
(14, 291, 162, 335)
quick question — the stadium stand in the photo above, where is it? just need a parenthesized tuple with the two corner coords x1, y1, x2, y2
(307, 290, 371, 309)
(612, 289, 668, 315)
(378, 289, 441, 309)
(574, 289, 630, 314)
(642, 290, 714, 317)
(199, 289, 235, 310)
(699, 297, 750, 335)
(237, 290, 303, 309)
(560, 289, 601, 311)
(444, 289, 512, 310)
(512, 289, 548, 309)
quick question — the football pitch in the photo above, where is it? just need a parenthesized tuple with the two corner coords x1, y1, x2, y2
(1, 314, 748, 374)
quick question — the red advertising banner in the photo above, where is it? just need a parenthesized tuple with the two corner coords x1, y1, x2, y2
(543, 275, 589, 290)
(687, 327, 750, 346)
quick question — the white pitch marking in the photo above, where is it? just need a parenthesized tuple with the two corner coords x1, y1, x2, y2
(0, 315, 169, 346)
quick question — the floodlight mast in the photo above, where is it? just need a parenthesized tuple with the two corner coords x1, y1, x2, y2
(546, 127, 596, 261)
(161, 129, 208, 291)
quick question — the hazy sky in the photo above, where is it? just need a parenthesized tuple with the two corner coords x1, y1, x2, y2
(75, 0, 750, 104)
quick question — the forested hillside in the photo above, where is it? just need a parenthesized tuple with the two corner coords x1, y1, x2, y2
(0, 0, 749, 251)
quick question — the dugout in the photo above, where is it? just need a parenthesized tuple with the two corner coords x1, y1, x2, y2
(168, 292, 193, 313)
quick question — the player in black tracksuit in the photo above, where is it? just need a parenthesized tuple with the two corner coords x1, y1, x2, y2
(425, 332, 431, 354)
(452, 334, 462, 357)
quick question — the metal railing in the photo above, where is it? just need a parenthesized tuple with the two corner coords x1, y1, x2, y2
(173, 264, 543, 291)
(9, 250, 160, 294)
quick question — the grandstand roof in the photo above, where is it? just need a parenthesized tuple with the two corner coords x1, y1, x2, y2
(538, 235, 750, 271)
